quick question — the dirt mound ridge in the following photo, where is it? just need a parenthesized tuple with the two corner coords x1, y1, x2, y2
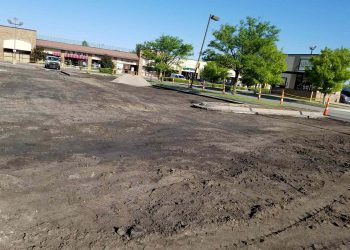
(112, 74, 150, 87)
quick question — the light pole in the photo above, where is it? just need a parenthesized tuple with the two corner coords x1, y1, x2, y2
(190, 14, 220, 88)
(309, 45, 317, 55)
(7, 17, 23, 64)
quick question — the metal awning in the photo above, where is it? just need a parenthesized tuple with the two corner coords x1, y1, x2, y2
(3, 39, 32, 51)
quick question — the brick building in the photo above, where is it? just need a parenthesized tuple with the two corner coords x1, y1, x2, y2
(36, 39, 139, 74)
(0, 25, 140, 74)
(0, 25, 36, 63)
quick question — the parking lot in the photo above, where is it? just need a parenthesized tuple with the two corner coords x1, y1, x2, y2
(0, 63, 349, 249)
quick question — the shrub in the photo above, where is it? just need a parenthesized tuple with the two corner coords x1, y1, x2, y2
(236, 86, 248, 90)
(163, 77, 190, 84)
(100, 55, 114, 69)
(99, 68, 113, 74)
(30, 47, 46, 62)
(252, 88, 271, 94)
(174, 78, 190, 84)
(201, 62, 229, 83)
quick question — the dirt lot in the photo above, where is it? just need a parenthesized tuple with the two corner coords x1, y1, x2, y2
(0, 63, 349, 249)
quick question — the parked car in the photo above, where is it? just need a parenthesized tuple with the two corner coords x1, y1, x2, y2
(45, 56, 60, 70)
(340, 88, 350, 104)
(170, 73, 186, 79)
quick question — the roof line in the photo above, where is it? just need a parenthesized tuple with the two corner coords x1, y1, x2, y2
(0, 24, 36, 32)
(37, 38, 135, 54)
(285, 53, 319, 56)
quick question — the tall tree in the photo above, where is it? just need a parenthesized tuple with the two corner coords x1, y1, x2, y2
(305, 47, 350, 102)
(141, 35, 193, 80)
(242, 43, 286, 88)
(134, 43, 143, 56)
(204, 17, 286, 94)
(201, 61, 229, 83)
(82, 40, 89, 47)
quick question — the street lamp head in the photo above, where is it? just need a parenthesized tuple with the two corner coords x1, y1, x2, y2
(309, 45, 317, 55)
(7, 17, 23, 26)
(309, 45, 317, 51)
(210, 15, 220, 21)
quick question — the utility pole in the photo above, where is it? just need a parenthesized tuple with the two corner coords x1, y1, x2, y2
(7, 17, 23, 64)
(190, 14, 220, 88)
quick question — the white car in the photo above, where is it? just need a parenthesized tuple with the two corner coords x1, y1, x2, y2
(45, 56, 60, 70)
(170, 73, 186, 79)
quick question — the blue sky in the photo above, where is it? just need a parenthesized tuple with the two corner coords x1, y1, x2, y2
(1, 0, 349, 57)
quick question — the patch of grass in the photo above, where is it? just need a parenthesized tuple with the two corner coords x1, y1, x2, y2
(153, 81, 298, 109)
(207, 91, 297, 108)
(99, 68, 113, 74)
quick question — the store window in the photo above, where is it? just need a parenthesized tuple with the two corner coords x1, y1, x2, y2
(294, 74, 312, 91)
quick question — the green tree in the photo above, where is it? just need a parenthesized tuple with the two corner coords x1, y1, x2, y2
(201, 61, 229, 83)
(82, 40, 89, 46)
(305, 47, 350, 102)
(204, 17, 286, 94)
(134, 43, 143, 56)
(100, 55, 114, 69)
(141, 35, 193, 80)
(30, 47, 46, 62)
(242, 43, 286, 88)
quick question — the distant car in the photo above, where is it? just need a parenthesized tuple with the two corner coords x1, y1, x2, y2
(45, 56, 60, 70)
(92, 63, 101, 69)
(170, 73, 186, 79)
(340, 88, 350, 104)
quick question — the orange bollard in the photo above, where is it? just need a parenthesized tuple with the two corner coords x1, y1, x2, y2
(280, 89, 285, 105)
(323, 95, 331, 116)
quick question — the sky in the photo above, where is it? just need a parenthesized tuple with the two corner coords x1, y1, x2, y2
(1, 0, 350, 57)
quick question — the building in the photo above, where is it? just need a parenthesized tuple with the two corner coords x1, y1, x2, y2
(274, 54, 341, 101)
(36, 39, 139, 74)
(0, 25, 36, 63)
(0, 25, 140, 74)
(140, 57, 237, 81)
(281, 54, 315, 91)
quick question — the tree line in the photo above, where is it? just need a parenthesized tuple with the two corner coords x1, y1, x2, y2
(139, 16, 350, 97)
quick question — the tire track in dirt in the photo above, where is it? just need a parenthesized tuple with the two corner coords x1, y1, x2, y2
(219, 171, 349, 248)
(227, 172, 350, 247)
(138, 172, 350, 249)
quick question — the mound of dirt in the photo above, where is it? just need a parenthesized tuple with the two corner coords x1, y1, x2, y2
(112, 74, 150, 87)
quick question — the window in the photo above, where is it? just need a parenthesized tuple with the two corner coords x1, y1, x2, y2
(341, 90, 350, 97)
(298, 58, 313, 71)
(294, 74, 312, 91)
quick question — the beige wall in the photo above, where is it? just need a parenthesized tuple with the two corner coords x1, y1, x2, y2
(0, 25, 37, 62)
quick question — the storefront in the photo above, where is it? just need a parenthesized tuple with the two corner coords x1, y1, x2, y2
(0, 25, 36, 63)
(36, 39, 139, 72)
(282, 54, 314, 90)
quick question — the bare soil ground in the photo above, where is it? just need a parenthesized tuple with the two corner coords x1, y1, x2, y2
(0, 63, 349, 249)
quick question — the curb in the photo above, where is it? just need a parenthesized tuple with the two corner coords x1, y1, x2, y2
(152, 84, 243, 104)
(192, 102, 325, 119)
(60, 70, 71, 76)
